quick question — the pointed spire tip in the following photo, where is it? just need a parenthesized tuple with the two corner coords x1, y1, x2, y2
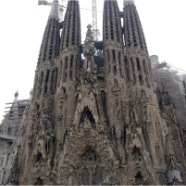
(124, 0, 135, 7)
(49, 0, 59, 20)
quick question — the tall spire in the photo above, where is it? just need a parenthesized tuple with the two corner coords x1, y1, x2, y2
(103, 0, 123, 44)
(60, 0, 81, 51)
(123, 0, 147, 51)
(103, 0, 124, 78)
(38, 0, 60, 64)
(59, 0, 81, 85)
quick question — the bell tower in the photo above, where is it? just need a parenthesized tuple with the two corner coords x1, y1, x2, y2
(103, 0, 127, 165)
(122, 0, 186, 184)
(57, 0, 81, 131)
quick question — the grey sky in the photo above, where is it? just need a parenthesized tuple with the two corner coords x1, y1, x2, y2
(0, 0, 186, 122)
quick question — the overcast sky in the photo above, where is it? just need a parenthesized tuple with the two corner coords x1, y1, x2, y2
(0, 0, 186, 122)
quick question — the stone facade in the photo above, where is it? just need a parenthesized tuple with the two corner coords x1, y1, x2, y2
(6, 0, 186, 185)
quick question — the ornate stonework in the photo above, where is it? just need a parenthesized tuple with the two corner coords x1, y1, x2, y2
(6, 0, 186, 185)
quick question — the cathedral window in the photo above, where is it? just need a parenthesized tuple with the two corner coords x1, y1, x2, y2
(107, 50, 110, 61)
(70, 55, 74, 67)
(34, 178, 43, 185)
(36, 152, 43, 163)
(51, 68, 58, 93)
(117, 33, 119, 42)
(60, 60, 62, 72)
(63, 72, 67, 82)
(108, 64, 110, 73)
(139, 75, 143, 84)
(136, 57, 141, 71)
(44, 70, 50, 94)
(155, 144, 160, 160)
(72, 37, 75, 45)
(134, 41, 137, 47)
(111, 32, 114, 40)
(143, 59, 150, 86)
(135, 172, 144, 185)
(118, 52, 121, 65)
(143, 60, 147, 74)
(112, 50, 116, 62)
(82, 168, 90, 185)
(82, 149, 97, 162)
(114, 66, 117, 76)
(65, 57, 68, 69)
(40, 72, 44, 92)
(106, 33, 108, 40)
(93, 166, 103, 185)
(76, 54, 80, 71)
(131, 57, 135, 71)
(124, 56, 130, 81)
(133, 146, 142, 165)
(80, 107, 95, 127)
(70, 71, 73, 80)
(120, 68, 123, 78)
(0, 157, 4, 166)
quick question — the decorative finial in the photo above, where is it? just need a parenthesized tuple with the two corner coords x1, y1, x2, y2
(49, 0, 59, 20)
(124, 0, 135, 7)
(87, 24, 92, 29)
(14, 90, 19, 99)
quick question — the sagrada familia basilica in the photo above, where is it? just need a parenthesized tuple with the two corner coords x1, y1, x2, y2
(2, 0, 186, 185)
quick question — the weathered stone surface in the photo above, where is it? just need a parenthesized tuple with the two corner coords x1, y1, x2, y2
(4, 0, 186, 185)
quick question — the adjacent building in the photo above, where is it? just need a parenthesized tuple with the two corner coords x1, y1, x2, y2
(150, 55, 186, 157)
(0, 92, 30, 185)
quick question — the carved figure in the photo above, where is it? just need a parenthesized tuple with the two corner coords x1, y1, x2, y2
(129, 109, 138, 129)
(97, 119, 105, 133)
(34, 133, 47, 161)
(166, 135, 178, 169)
(115, 99, 122, 119)
(81, 115, 92, 132)
(31, 101, 40, 117)
(83, 25, 96, 72)
(112, 79, 121, 93)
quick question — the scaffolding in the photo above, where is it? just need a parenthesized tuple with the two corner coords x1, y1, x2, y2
(151, 60, 186, 135)
(1, 96, 30, 138)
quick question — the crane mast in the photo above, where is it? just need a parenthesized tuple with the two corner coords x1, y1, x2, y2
(92, 0, 98, 41)
(38, 0, 99, 39)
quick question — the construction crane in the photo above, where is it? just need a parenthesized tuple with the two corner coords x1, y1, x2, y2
(38, 0, 100, 40)
(92, 0, 99, 41)
(38, 0, 66, 21)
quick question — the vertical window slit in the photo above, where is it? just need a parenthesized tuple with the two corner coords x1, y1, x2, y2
(124, 56, 130, 81)
(70, 71, 73, 80)
(118, 52, 121, 65)
(70, 55, 74, 68)
(112, 50, 116, 62)
(143, 60, 147, 74)
(65, 57, 68, 69)
(136, 57, 140, 71)
(114, 66, 117, 76)
(44, 70, 50, 93)
(107, 50, 110, 61)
